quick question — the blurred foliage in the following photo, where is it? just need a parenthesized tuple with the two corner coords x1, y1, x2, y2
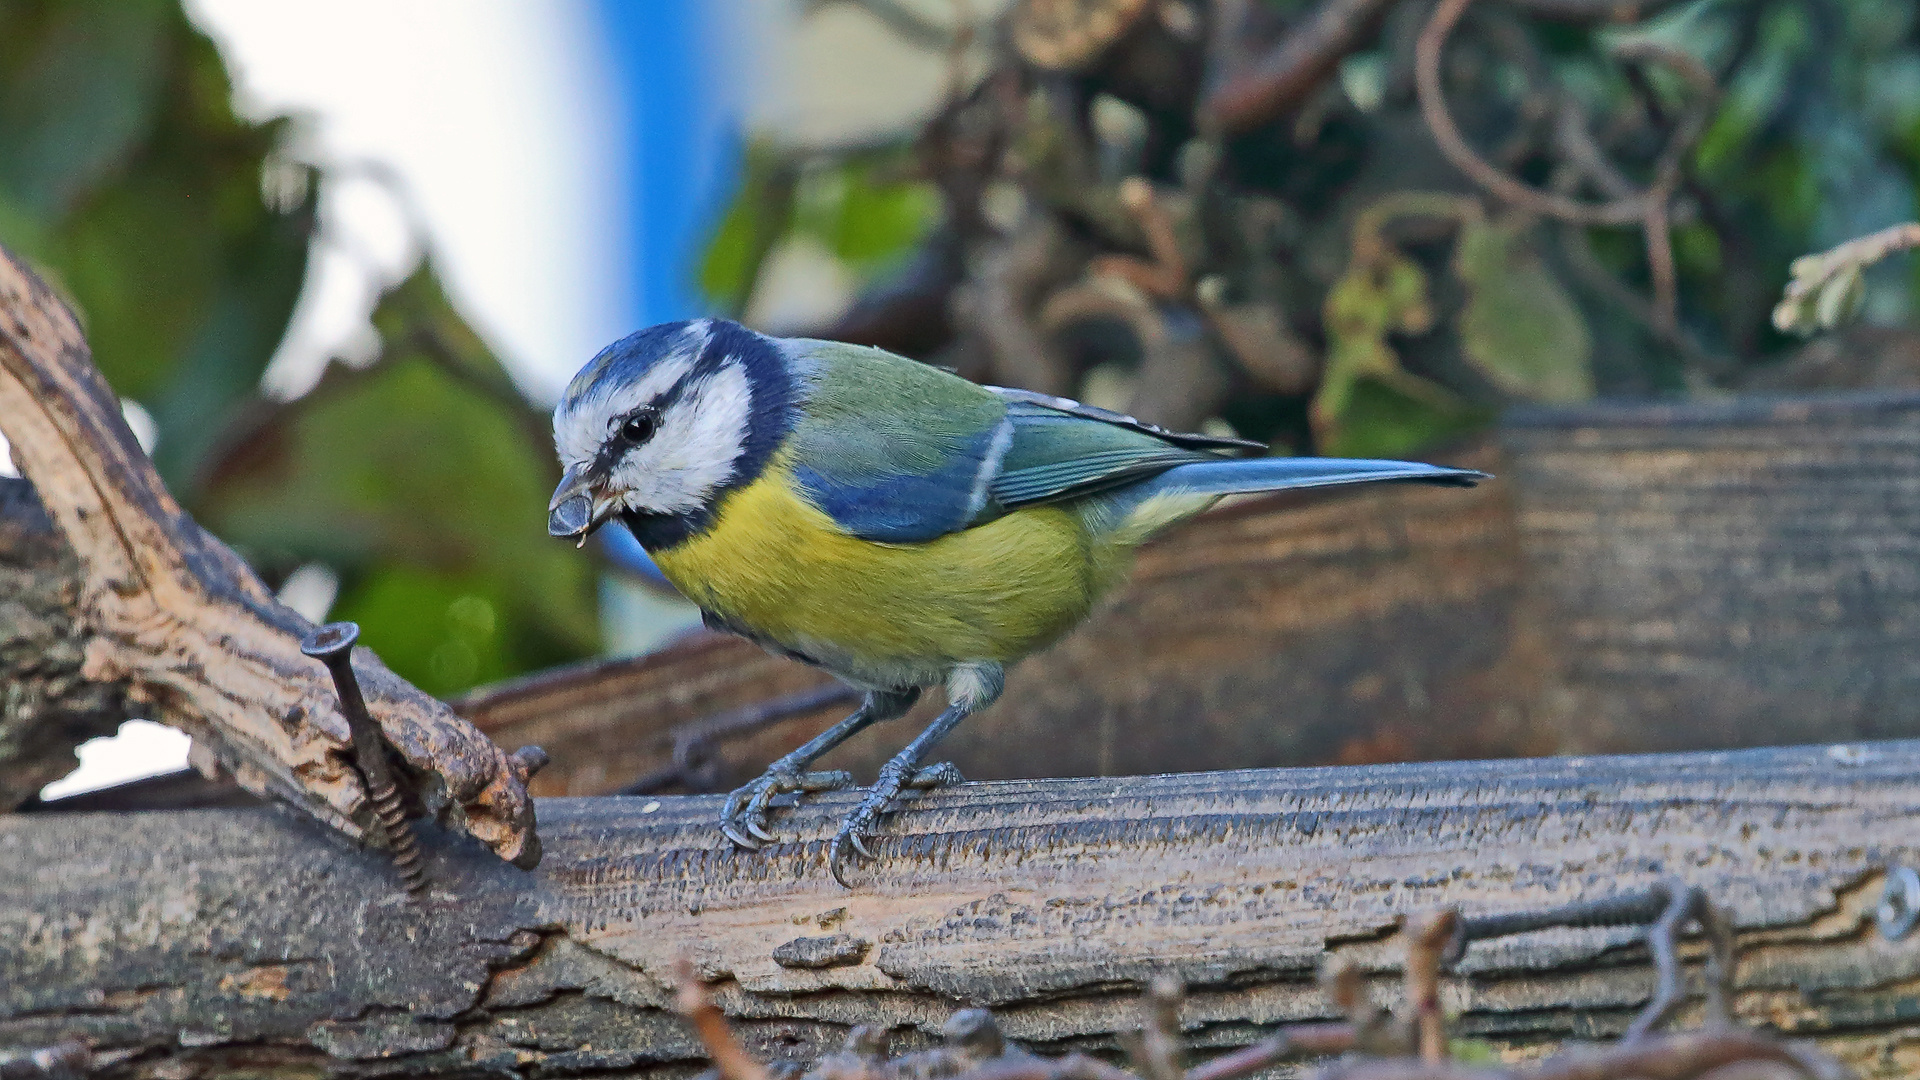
(701, 139, 940, 318)
(0, 0, 314, 487)
(200, 267, 599, 697)
(706, 0, 1920, 455)
(1453, 219, 1594, 403)
(0, 0, 599, 695)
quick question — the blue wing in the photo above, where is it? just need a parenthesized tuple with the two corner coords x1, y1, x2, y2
(781, 343, 1484, 544)
(986, 395, 1224, 508)
(783, 343, 1011, 543)
(781, 346, 1227, 543)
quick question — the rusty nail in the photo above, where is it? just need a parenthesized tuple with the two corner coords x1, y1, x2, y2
(301, 621, 430, 901)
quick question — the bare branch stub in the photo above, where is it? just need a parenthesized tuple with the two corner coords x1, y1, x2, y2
(1774, 222, 1920, 336)
(0, 242, 539, 868)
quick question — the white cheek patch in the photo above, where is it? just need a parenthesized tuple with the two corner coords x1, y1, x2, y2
(552, 321, 713, 466)
(609, 361, 755, 515)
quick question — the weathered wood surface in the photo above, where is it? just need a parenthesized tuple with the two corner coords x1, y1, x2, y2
(0, 243, 538, 865)
(9, 740, 1920, 1078)
(459, 443, 1555, 797)
(0, 477, 134, 809)
(1503, 391, 1920, 753)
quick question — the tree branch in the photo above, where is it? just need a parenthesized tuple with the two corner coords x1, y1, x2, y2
(0, 242, 538, 867)
(1203, 0, 1396, 135)
(5, 740, 1920, 1075)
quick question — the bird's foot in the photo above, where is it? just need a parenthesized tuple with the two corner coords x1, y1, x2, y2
(720, 766, 854, 850)
(828, 761, 963, 886)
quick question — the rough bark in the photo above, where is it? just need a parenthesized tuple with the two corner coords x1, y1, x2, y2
(7, 740, 1920, 1077)
(0, 477, 135, 809)
(0, 242, 537, 866)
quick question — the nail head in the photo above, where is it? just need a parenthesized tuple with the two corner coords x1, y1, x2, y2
(301, 621, 361, 657)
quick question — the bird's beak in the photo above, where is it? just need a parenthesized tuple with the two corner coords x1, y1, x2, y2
(548, 461, 618, 548)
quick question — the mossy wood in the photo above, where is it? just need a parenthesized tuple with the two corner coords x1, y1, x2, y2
(6, 742, 1920, 1077)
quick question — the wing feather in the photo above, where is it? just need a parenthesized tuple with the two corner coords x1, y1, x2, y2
(780, 343, 1260, 541)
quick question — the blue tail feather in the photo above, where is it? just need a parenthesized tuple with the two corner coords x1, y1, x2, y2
(1139, 457, 1488, 499)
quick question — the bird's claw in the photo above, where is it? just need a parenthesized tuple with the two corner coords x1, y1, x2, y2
(906, 762, 964, 789)
(719, 766, 854, 850)
(827, 762, 963, 886)
(720, 822, 762, 851)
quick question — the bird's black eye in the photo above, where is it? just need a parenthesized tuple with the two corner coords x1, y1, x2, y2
(619, 410, 659, 445)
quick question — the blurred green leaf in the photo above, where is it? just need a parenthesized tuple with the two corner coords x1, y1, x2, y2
(700, 141, 938, 318)
(0, 0, 316, 493)
(793, 155, 940, 271)
(698, 138, 796, 315)
(1323, 376, 1486, 459)
(0, 0, 601, 696)
(1316, 245, 1461, 454)
(202, 264, 600, 695)
(0, 0, 169, 215)
(331, 568, 515, 698)
(1454, 220, 1593, 403)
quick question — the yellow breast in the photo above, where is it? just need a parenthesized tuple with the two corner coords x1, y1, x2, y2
(650, 462, 1124, 674)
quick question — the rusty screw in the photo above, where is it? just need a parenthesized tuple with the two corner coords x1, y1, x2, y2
(301, 621, 429, 901)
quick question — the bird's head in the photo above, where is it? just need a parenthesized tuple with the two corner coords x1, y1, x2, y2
(548, 318, 794, 548)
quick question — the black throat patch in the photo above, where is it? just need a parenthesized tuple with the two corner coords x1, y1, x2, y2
(616, 320, 795, 553)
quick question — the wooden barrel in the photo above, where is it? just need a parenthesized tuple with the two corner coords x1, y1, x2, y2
(1502, 390, 1920, 753)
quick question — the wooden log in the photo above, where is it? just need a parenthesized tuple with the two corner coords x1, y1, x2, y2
(458, 443, 1553, 797)
(0, 242, 538, 866)
(6, 740, 1920, 1077)
(1503, 392, 1920, 754)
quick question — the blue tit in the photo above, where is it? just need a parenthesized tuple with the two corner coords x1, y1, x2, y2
(548, 318, 1486, 883)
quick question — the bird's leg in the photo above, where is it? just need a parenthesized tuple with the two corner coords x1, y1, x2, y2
(829, 663, 1002, 886)
(721, 687, 919, 850)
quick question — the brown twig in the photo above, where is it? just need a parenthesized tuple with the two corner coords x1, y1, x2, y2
(664, 892, 1850, 1080)
(1202, 0, 1397, 134)
(1186, 1026, 1359, 1080)
(1405, 909, 1461, 1064)
(1132, 975, 1186, 1080)
(0, 244, 540, 868)
(1415, 0, 1644, 227)
(1091, 178, 1190, 299)
(1526, 1029, 1824, 1080)
(675, 959, 771, 1080)
(1555, 215, 1733, 379)
(1610, 40, 1720, 338)
(1417, 0, 1720, 361)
